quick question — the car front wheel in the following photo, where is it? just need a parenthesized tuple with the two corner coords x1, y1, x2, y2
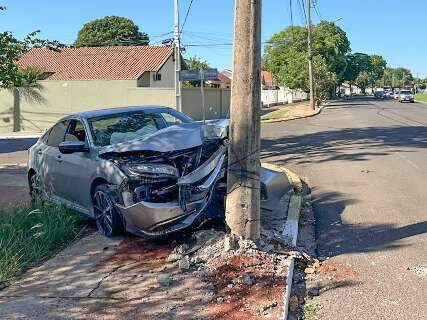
(92, 184, 124, 237)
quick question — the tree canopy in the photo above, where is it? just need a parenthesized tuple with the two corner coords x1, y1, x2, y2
(383, 67, 413, 88)
(74, 16, 149, 47)
(263, 22, 350, 100)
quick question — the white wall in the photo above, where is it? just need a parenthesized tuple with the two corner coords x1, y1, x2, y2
(261, 87, 307, 107)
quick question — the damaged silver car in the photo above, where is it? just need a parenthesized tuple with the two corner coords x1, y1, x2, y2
(28, 106, 289, 237)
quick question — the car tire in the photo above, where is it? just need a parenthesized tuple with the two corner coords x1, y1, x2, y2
(92, 184, 124, 237)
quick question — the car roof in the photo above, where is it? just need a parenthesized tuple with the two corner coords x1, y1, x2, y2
(68, 105, 176, 119)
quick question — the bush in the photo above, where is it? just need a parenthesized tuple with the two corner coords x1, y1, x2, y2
(0, 201, 87, 288)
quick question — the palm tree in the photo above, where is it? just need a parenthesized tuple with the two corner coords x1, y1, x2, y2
(9, 67, 45, 132)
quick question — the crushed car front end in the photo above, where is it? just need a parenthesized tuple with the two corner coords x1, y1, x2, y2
(98, 122, 229, 237)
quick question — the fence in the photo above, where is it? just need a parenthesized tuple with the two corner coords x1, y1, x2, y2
(261, 87, 308, 107)
(0, 80, 231, 133)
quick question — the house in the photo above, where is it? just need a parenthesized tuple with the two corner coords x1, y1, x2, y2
(261, 71, 276, 89)
(0, 45, 232, 133)
(18, 45, 176, 87)
(208, 70, 232, 89)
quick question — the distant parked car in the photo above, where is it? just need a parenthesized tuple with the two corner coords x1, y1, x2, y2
(394, 91, 400, 100)
(374, 91, 385, 99)
(398, 90, 415, 103)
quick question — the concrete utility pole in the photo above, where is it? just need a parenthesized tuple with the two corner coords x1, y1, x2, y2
(306, 0, 315, 110)
(174, 0, 182, 112)
(225, 0, 262, 240)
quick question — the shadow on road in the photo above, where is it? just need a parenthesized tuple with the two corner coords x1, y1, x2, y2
(261, 124, 427, 258)
(311, 188, 427, 257)
(262, 125, 427, 165)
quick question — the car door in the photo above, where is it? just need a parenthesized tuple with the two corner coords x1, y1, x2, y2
(43, 120, 69, 198)
(53, 119, 95, 208)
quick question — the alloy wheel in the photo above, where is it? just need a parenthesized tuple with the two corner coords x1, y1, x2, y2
(93, 190, 114, 236)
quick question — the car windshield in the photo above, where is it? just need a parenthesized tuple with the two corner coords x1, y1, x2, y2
(87, 110, 192, 147)
(400, 91, 411, 94)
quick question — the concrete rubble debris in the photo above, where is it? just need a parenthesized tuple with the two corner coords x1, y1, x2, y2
(178, 255, 190, 271)
(157, 274, 172, 287)
(166, 253, 182, 263)
(258, 300, 278, 314)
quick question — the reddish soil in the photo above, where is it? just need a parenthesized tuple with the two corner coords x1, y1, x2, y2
(99, 237, 172, 269)
(317, 260, 358, 280)
(203, 252, 287, 320)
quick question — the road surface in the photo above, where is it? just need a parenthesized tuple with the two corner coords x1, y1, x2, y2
(262, 97, 427, 319)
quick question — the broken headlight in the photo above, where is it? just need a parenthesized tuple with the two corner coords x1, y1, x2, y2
(122, 163, 178, 178)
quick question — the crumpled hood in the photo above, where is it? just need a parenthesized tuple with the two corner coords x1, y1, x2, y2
(98, 120, 229, 156)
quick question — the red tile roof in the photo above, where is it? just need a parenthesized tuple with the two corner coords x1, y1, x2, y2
(18, 46, 174, 81)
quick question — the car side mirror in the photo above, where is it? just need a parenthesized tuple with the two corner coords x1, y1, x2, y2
(59, 141, 89, 154)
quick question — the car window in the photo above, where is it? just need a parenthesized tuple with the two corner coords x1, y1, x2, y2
(47, 120, 68, 147)
(88, 112, 166, 147)
(160, 112, 185, 126)
(40, 129, 50, 144)
(65, 119, 87, 143)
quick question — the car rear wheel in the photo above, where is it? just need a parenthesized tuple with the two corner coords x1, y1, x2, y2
(92, 184, 124, 237)
(29, 172, 43, 201)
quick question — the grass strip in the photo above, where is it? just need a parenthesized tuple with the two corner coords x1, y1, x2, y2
(415, 93, 427, 102)
(0, 200, 88, 289)
(261, 108, 290, 120)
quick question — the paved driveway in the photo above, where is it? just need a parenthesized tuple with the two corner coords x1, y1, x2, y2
(261, 97, 427, 319)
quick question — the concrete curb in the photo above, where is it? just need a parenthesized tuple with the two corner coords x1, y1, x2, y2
(415, 100, 427, 104)
(262, 163, 303, 319)
(278, 167, 303, 320)
(261, 105, 325, 124)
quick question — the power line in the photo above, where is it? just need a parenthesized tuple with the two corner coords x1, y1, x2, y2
(298, 0, 308, 24)
(180, 0, 195, 34)
(313, 0, 323, 21)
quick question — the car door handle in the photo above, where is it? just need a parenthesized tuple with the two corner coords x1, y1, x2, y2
(56, 155, 63, 163)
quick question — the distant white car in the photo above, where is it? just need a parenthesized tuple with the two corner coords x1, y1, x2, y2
(394, 91, 400, 100)
(398, 90, 415, 103)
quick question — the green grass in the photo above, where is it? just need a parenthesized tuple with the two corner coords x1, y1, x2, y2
(303, 303, 322, 318)
(0, 201, 87, 289)
(261, 108, 290, 120)
(415, 93, 427, 102)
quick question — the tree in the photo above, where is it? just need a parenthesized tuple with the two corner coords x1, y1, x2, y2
(342, 53, 371, 93)
(263, 22, 350, 101)
(368, 55, 386, 87)
(383, 67, 413, 88)
(74, 16, 149, 47)
(1, 7, 61, 131)
(10, 67, 45, 132)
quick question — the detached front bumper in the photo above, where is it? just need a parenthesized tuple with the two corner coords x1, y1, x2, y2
(116, 145, 226, 237)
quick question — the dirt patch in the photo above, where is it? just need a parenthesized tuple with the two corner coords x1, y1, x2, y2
(99, 237, 172, 269)
(202, 252, 287, 319)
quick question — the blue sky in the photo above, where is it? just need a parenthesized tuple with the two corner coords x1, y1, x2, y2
(1, 0, 426, 76)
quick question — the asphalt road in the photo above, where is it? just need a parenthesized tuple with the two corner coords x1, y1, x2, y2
(262, 97, 427, 319)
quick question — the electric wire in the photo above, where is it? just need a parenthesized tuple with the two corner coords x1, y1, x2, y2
(180, 0, 195, 35)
